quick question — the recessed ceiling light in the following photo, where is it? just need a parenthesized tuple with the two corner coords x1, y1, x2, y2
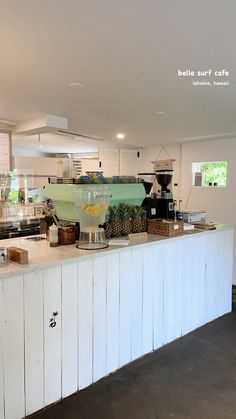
(116, 133, 125, 140)
(68, 82, 84, 88)
(153, 111, 166, 116)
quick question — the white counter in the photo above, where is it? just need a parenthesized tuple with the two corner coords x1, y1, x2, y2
(0, 226, 234, 419)
(0, 225, 232, 277)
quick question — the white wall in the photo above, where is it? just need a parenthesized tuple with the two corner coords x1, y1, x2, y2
(180, 139, 236, 221)
(139, 144, 182, 199)
(181, 138, 236, 283)
(140, 138, 236, 284)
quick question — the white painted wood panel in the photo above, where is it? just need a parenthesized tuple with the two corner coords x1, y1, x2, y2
(24, 270, 44, 416)
(163, 240, 183, 345)
(3, 275, 25, 419)
(181, 236, 206, 335)
(153, 245, 164, 350)
(119, 250, 132, 367)
(106, 253, 120, 374)
(0, 229, 233, 419)
(142, 246, 154, 354)
(43, 266, 62, 406)
(93, 256, 107, 382)
(0, 280, 4, 419)
(205, 234, 220, 323)
(131, 248, 143, 361)
(62, 263, 78, 397)
(77, 259, 93, 389)
(217, 230, 233, 316)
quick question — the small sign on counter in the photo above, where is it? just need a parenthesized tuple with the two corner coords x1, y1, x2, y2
(128, 232, 148, 241)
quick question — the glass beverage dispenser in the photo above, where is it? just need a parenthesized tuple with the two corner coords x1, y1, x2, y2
(75, 186, 110, 250)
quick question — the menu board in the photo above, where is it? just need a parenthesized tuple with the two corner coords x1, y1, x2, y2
(0, 132, 11, 173)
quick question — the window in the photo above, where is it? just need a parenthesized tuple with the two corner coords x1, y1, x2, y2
(192, 161, 227, 187)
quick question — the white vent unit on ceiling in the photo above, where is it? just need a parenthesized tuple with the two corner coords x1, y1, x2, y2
(14, 114, 68, 135)
(55, 130, 103, 143)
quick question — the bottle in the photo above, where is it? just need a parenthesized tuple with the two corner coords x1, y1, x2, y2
(49, 224, 58, 247)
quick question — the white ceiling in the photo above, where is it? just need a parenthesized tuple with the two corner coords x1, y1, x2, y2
(0, 0, 235, 153)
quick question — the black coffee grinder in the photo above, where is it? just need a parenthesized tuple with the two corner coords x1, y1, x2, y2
(137, 173, 159, 219)
(138, 171, 174, 219)
(155, 170, 174, 219)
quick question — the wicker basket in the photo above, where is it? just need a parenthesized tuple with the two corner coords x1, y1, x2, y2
(147, 219, 184, 236)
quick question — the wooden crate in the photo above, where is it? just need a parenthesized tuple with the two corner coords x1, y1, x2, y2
(147, 219, 184, 236)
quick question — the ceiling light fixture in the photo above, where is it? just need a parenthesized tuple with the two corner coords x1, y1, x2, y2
(153, 111, 166, 116)
(116, 133, 125, 140)
(68, 82, 84, 88)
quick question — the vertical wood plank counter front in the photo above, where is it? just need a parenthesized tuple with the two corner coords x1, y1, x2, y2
(0, 226, 233, 419)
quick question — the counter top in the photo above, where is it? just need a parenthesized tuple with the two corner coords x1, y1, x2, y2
(0, 224, 233, 278)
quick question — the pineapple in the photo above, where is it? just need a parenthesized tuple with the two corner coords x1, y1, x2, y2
(131, 206, 147, 233)
(105, 205, 122, 238)
(104, 206, 114, 239)
(112, 206, 122, 237)
(139, 206, 147, 232)
(119, 203, 132, 236)
(132, 206, 142, 233)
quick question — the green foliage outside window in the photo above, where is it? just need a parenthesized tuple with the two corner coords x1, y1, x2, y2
(200, 161, 227, 186)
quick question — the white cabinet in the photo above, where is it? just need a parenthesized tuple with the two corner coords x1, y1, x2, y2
(205, 230, 233, 323)
(163, 240, 183, 344)
(0, 229, 233, 419)
(119, 250, 132, 366)
(98, 147, 139, 177)
(93, 256, 107, 381)
(98, 149, 119, 176)
(181, 235, 206, 335)
(130, 248, 143, 361)
(119, 149, 139, 176)
(217, 230, 233, 315)
(61, 263, 78, 398)
(77, 259, 93, 390)
(81, 158, 99, 176)
(43, 267, 62, 406)
(24, 270, 44, 416)
(153, 244, 165, 350)
(0, 280, 4, 419)
(106, 253, 120, 374)
(2, 275, 25, 419)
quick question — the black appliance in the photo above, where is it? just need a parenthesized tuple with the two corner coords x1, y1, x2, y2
(0, 219, 42, 240)
(138, 171, 174, 219)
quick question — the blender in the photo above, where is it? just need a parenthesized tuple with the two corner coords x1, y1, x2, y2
(75, 186, 110, 250)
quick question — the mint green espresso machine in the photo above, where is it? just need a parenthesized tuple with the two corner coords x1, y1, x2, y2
(43, 183, 146, 222)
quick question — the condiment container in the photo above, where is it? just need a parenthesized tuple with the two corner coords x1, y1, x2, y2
(0, 247, 8, 267)
(49, 224, 58, 247)
(58, 223, 76, 245)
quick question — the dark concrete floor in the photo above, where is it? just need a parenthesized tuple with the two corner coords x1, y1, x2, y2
(31, 312, 236, 419)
